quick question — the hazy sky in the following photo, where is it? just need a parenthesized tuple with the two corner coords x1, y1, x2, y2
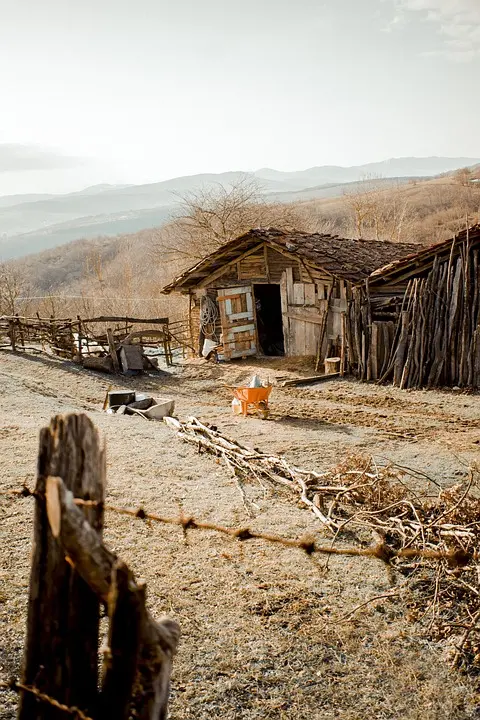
(0, 0, 479, 193)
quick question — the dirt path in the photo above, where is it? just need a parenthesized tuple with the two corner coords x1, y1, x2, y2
(1, 351, 479, 719)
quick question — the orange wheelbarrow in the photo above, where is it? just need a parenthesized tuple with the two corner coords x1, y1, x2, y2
(228, 385, 272, 419)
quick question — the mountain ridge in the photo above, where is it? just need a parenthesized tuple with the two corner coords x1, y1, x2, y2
(1, 156, 478, 260)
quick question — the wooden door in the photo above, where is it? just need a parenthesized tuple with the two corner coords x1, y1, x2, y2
(280, 268, 319, 356)
(217, 286, 257, 360)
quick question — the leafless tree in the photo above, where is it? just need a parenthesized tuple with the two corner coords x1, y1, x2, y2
(343, 177, 416, 242)
(151, 176, 303, 264)
(0, 263, 25, 316)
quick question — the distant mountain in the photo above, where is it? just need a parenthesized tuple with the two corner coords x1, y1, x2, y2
(0, 193, 57, 209)
(1, 157, 478, 260)
(255, 157, 480, 190)
(3, 205, 174, 260)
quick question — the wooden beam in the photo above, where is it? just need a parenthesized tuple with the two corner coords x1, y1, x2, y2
(84, 316, 168, 324)
(285, 312, 324, 325)
(198, 243, 266, 287)
(264, 244, 271, 282)
(281, 372, 340, 387)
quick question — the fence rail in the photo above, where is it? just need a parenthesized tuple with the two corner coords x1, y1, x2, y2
(0, 312, 195, 370)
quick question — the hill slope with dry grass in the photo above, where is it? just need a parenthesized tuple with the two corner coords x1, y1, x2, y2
(4, 170, 480, 320)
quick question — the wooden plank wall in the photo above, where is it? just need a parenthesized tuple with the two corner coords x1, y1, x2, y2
(187, 243, 349, 361)
(280, 269, 347, 358)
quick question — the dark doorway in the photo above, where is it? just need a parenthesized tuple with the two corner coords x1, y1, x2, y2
(253, 284, 285, 356)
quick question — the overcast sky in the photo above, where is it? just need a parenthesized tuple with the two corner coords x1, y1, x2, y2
(0, 0, 479, 194)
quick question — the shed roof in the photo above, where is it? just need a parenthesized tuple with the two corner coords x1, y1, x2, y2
(162, 228, 421, 293)
(370, 224, 480, 285)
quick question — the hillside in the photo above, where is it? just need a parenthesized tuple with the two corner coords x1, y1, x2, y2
(5, 169, 479, 326)
(1, 156, 478, 260)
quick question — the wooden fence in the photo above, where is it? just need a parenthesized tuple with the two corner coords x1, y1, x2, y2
(348, 244, 480, 389)
(18, 414, 179, 720)
(0, 313, 194, 371)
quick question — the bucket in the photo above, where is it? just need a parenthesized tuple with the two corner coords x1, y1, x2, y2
(107, 390, 135, 408)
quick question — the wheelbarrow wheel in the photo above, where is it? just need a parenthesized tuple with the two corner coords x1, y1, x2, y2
(257, 401, 269, 420)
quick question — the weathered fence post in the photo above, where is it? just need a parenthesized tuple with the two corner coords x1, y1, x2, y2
(19, 414, 106, 719)
(19, 413, 180, 719)
(8, 318, 16, 351)
(106, 328, 120, 373)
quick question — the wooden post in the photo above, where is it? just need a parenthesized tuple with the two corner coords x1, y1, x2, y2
(107, 328, 120, 373)
(394, 311, 410, 387)
(8, 319, 16, 351)
(340, 313, 346, 376)
(100, 562, 143, 719)
(19, 414, 106, 720)
(45, 472, 180, 720)
(17, 314, 25, 350)
(315, 284, 334, 372)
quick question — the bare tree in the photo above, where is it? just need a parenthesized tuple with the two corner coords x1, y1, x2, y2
(152, 176, 302, 264)
(0, 263, 25, 316)
(343, 177, 415, 242)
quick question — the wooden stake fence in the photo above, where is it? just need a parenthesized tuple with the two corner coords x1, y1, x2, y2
(348, 242, 480, 389)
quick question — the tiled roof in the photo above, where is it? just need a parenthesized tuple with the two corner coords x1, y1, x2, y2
(162, 228, 422, 292)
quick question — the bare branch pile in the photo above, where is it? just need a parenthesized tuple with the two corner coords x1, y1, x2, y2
(166, 416, 480, 674)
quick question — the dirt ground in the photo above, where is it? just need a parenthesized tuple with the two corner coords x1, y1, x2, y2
(1, 350, 479, 719)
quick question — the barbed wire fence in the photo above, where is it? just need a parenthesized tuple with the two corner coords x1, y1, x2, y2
(1, 412, 479, 719)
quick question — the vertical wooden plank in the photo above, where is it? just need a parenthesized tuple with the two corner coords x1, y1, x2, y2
(304, 284, 316, 306)
(107, 328, 120, 373)
(19, 414, 105, 720)
(285, 267, 294, 305)
(293, 283, 305, 306)
(292, 284, 306, 355)
(280, 272, 290, 356)
(304, 283, 316, 355)
(264, 245, 270, 282)
(394, 311, 410, 386)
(371, 322, 379, 380)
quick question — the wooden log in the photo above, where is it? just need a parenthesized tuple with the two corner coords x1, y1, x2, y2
(340, 313, 346, 376)
(45, 474, 180, 720)
(83, 316, 169, 325)
(107, 328, 121, 373)
(314, 283, 334, 372)
(393, 310, 410, 387)
(82, 356, 114, 373)
(280, 372, 340, 387)
(122, 330, 166, 344)
(19, 414, 106, 720)
(370, 322, 379, 380)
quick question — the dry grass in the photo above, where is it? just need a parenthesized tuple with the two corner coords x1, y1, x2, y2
(1, 351, 480, 718)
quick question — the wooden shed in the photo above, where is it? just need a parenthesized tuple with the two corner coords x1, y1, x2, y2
(162, 228, 418, 366)
(350, 224, 480, 388)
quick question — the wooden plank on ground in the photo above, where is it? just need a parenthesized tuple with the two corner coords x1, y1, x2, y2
(281, 372, 340, 387)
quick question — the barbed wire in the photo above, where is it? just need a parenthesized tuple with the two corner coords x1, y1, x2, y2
(1, 486, 472, 568)
(0, 679, 93, 720)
